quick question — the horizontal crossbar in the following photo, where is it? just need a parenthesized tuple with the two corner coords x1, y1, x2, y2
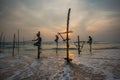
(58, 31, 73, 34)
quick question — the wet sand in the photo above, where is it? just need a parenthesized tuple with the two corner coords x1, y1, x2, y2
(0, 52, 120, 80)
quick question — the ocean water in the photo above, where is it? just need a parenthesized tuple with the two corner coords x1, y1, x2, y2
(2, 41, 120, 55)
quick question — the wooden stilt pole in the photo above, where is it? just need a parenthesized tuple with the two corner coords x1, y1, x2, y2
(56, 41, 58, 53)
(18, 29, 19, 55)
(12, 34, 15, 57)
(78, 36, 80, 55)
(2, 36, 5, 52)
(0, 32, 3, 52)
(57, 8, 72, 63)
(23, 37, 24, 47)
(90, 44, 92, 52)
(37, 45, 40, 59)
(65, 8, 72, 63)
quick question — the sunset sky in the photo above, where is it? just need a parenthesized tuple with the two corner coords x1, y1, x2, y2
(0, 0, 120, 42)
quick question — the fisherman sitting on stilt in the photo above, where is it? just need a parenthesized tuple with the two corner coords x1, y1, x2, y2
(87, 36, 92, 52)
(32, 31, 42, 59)
(32, 31, 42, 47)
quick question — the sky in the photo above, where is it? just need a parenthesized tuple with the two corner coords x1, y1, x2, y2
(0, 0, 120, 42)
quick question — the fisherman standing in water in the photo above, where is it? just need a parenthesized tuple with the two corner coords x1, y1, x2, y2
(87, 36, 92, 52)
(32, 31, 42, 59)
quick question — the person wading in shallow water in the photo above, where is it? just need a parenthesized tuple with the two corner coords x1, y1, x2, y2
(87, 36, 93, 52)
(32, 31, 42, 59)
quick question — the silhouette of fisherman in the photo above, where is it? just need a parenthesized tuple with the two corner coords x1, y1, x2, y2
(54, 35, 59, 53)
(87, 36, 92, 52)
(32, 31, 42, 59)
(32, 31, 42, 47)
(55, 35, 59, 43)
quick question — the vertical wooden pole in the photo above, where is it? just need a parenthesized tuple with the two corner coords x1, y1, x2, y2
(90, 44, 92, 52)
(2, 36, 5, 52)
(56, 41, 58, 54)
(23, 37, 25, 48)
(0, 32, 3, 52)
(12, 34, 15, 57)
(37, 45, 40, 59)
(78, 36, 80, 55)
(66, 8, 71, 63)
(18, 29, 19, 55)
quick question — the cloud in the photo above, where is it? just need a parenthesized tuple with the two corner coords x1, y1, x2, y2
(0, 0, 120, 42)
(86, 13, 120, 42)
(76, 0, 120, 12)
